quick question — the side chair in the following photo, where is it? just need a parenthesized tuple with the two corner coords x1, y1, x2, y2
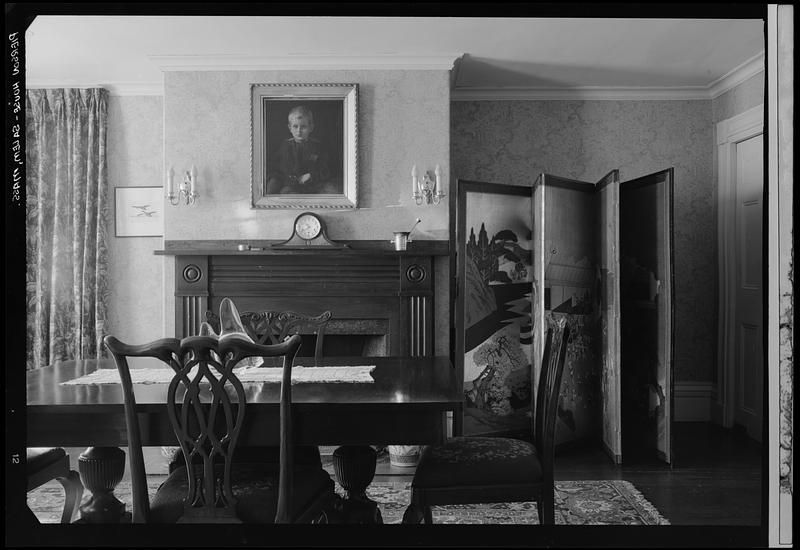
(402, 318, 571, 524)
(103, 331, 338, 523)
(27, 447, 84, 523)
(205, 309, 332, 366)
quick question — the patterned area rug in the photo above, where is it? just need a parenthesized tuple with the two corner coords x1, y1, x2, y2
(27, 478, 668, 525)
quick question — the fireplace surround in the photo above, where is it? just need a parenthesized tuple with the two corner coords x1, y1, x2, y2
(157, 240, 448, 357)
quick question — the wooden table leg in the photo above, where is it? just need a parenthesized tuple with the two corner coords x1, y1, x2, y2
(77, 447, 128, 523)
(331, 445, 383, 524)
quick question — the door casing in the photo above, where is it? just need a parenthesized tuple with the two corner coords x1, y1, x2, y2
(714, 104, 764, 430)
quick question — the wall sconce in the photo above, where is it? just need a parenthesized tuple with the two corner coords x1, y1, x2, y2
(412, 164, 446, 206)
(166, 165, 198, 206)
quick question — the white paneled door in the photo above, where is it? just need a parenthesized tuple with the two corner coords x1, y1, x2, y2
(733, 133, 764, 442)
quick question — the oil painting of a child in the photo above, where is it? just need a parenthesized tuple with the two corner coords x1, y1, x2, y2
(264, 104, 341, 195)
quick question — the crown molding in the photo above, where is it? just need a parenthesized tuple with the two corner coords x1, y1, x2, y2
(27, 50, 763, 101)
(452, 51, 766, 101)
(26, 80, 164, 96)
(450, 86, 712, 101)
(148, 53, 461, 72)
(707, 51, 765, 99)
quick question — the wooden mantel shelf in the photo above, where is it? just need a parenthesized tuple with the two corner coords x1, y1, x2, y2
(156, 239, 449, 256)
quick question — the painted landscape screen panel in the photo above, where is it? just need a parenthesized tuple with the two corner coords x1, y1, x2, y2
(461, 190, 534, 436)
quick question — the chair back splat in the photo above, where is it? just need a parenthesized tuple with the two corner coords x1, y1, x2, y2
(104, 331, 305, 523)
(205, 309, 331, 366)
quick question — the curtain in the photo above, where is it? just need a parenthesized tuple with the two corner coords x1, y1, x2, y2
(26, 88, 110, 370)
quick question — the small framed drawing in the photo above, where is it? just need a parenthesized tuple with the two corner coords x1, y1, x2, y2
(250, 83, 358, 209)
(115, 186, 163, 237)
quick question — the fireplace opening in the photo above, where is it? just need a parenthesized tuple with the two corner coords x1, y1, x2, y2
(290, 318, 390, 359)
(293, 334, 389, 358)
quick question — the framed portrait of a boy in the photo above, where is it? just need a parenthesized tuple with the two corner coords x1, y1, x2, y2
(251, 83, 358, 209)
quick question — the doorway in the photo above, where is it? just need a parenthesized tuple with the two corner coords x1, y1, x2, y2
(715, 105, 764, 442)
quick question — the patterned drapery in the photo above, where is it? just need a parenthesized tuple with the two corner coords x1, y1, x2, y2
(26, 88, 110, 370)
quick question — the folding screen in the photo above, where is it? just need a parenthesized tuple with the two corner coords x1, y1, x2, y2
(532, 169, 673, 464)
(456, 181, 534, 437)
(455, 171, 673, 459)
(532, 172, 618, 452)
(597, 172, 622, 462)
(619, 169, 674, 463)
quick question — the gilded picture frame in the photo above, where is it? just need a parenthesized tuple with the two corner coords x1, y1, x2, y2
(250, 83, 358, 209)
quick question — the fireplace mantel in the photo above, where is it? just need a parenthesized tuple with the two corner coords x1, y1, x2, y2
(156, 239, 449, 257)
(159, 240, 448, 357)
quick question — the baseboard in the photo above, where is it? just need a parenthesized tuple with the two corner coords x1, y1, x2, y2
(710, 399, 725, 426)
(674, 381, 714, 422)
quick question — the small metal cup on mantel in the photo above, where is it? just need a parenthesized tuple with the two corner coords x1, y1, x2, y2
(392, 218, 421, 251)
(392, 232, 410, 251)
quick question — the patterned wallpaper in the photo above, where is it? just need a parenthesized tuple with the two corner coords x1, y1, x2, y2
(451, 99, 715, 381)
(164, 70, 450, 241)
(106, 95, 165, 345)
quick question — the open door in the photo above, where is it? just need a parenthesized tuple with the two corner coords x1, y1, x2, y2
(619, 169, 674, 464)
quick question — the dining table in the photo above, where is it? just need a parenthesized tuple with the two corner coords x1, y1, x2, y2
(26, 355, 463, 524)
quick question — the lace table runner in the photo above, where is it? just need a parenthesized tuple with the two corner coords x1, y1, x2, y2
(60, 365, 376, 385)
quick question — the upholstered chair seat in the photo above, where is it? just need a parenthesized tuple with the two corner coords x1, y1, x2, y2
(412, 437, 542, 489)
(27, 447, 69, 474)
(403, 320, 571, 524)
(150, 463, 334, 524)
(27, 447, 84, 523)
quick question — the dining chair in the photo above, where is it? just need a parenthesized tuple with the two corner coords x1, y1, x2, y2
(103, 330, 338, 523)
(401, 318, 571, 524)
(198, 308, 332, 471)
(26, 447, 84, 523)
(205, 309, 332, 366)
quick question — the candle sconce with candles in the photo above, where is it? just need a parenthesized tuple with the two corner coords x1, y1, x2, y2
(166, 165, 199, 206)
(411, 164, 446, 206)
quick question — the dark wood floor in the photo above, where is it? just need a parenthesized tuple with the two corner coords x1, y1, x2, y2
(554, 422, 762, 525)
(375, 422, 763, 526)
